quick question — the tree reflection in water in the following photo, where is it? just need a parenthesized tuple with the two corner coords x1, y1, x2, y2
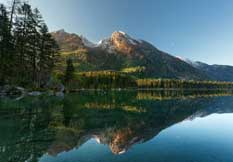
(0, 90, 233, 162)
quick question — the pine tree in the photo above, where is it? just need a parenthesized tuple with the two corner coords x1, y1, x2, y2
(0, 0, 60, 87)
(0, 4, 13, 85)
(38, 23, 59, 87)
(65, 58, 75, 83)
(13, 3, 31, 84)
(12, 1, 59, 87)
(9, 0, 21, 29)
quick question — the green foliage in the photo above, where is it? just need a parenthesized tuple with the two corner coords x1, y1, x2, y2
(65, 58, 75, 83)
(121, 66, 146, 78)
(122, 66, 146, 73)
(64, 70, 233, 90)
(65, 70, 137, 90)
(0, 4, 13, 84)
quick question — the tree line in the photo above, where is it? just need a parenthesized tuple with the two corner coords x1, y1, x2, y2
(0, 0, 59, 88)
(64, 69, 137, 90)
(136, 79, 233, 89)
(62, 60, 233, 90)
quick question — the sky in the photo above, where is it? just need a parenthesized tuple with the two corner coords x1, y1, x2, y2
(1, 0, 233, 65)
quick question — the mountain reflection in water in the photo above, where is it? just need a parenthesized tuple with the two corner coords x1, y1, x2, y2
(0, 90, 233, 162)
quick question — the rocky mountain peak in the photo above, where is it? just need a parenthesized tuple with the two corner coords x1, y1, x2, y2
(56, 29, 66, 33)
(108, 31, 139, 54)
(111, 31, 138, 45)
(51, 29, 96, 51)
(111, 31, 126, 38)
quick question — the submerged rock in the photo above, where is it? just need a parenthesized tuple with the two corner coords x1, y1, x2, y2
(28, 91, 43, 96)
(0, 85, 25, 98)
(0, 84, 65, 100)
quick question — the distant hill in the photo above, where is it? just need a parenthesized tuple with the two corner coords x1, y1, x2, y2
(52, 30, 227, 80)
(181, 58, 233, 82)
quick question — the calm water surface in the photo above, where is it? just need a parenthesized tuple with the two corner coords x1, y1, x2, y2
(0, 90, 233, 162)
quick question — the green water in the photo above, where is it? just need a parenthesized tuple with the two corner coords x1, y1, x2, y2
(0, 90, 233, 162)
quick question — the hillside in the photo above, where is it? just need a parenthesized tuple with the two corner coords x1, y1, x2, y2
(192, 62, 233, 82)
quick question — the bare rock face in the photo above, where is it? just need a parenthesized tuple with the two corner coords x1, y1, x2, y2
(51, 29, 85, 52)
(110, 31, 138, 54)
(109, 127, 138, 154)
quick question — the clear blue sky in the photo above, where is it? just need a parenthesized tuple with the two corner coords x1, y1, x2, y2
(1, 0, 233, 65)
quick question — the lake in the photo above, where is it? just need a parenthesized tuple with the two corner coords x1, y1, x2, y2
(0, 90, 233, 162)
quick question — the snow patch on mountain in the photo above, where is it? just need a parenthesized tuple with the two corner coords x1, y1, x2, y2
(97, 38, 116, 53)
(118, 31, 126, 35)
(176, 56, 201, 68)
(114, 31, 138, 45)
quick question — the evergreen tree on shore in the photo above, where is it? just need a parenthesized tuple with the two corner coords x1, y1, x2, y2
(0, 4, 13, 84)
(0, 0, 59, 87)
(65, 58, 75, 83)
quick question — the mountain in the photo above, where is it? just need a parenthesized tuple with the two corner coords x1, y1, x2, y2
(51, 29, 86, 51)
(51, 30, 210, 80)
(181, 58, 233, 82)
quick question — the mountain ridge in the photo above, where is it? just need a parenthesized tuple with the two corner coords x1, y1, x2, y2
(178, 57, 233, 81)
(51, 29, 232, 81)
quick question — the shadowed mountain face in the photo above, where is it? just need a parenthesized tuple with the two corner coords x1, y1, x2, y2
(0, 91, 233, 162)
(187, 61, 233, 82)
(51, 30, 208, 80)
